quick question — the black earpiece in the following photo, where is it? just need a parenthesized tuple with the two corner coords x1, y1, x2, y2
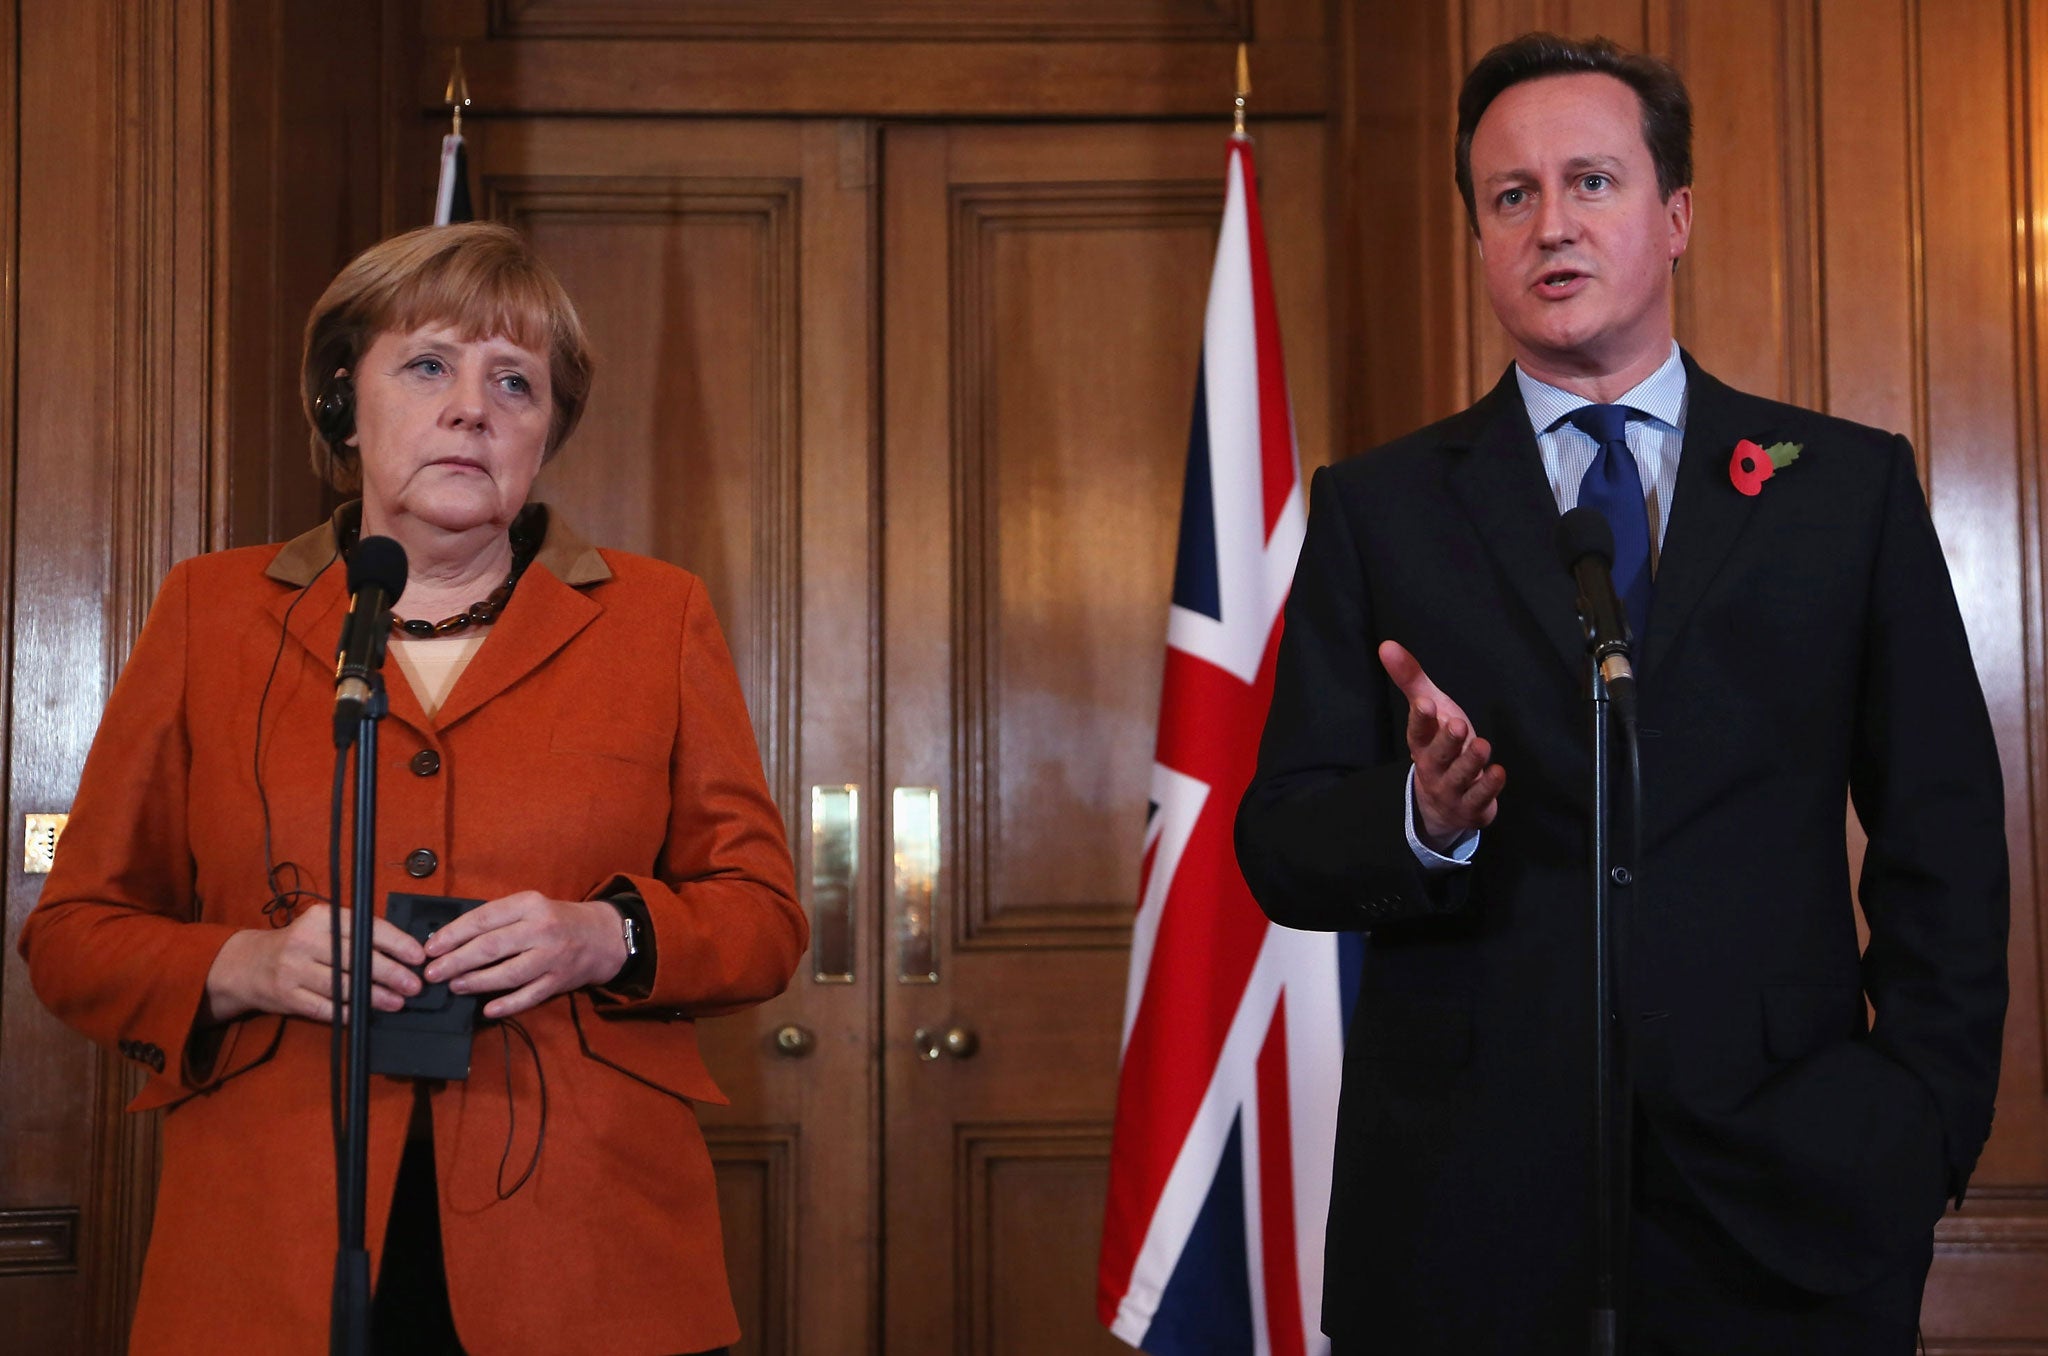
(315, 373, 355, 446)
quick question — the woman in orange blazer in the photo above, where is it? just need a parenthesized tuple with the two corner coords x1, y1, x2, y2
(18, 222, 807, 1355)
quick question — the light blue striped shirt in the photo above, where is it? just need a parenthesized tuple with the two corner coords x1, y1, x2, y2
(1403, 342, 1690, 871)
(1516, 340, 1688, 565)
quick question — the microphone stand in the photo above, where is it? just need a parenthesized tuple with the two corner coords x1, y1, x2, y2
(331, 676, 387, 1356)
(1577, 620, 1639, 1356)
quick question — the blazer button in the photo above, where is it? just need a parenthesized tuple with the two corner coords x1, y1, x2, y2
(409, 749, 441, 777)
(404, 848, 438, 879)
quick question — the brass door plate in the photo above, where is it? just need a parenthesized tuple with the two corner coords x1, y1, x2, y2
(892, 787, 940, 983)
(24, 814, 68, 874)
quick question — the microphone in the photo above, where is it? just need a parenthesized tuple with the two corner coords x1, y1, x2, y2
(333, 536, 408, 747)
(1554, 507, 1638, 719)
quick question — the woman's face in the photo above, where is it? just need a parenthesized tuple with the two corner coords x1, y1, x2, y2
(348, 322, 553, 540)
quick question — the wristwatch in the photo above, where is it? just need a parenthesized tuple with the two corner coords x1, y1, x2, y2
(601, 891, 656, 997)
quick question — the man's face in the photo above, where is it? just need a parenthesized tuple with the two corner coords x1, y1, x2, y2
(1467, 71, 1691, 386)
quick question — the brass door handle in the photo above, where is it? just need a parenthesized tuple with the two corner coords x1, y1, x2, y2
(914, 1026, 978, 1062)
(893, 788, 940, 983)
(809, 786, 859, 983)
(773, 1024, 816, 1057)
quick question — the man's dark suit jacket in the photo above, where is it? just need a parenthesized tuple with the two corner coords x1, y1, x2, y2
(1235, 354, 2009, 1351)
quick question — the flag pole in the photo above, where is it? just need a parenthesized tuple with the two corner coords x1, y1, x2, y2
(434, 50, 476, 226)
(1233, 42, 1250, 139)
(444, 48, 470, 138)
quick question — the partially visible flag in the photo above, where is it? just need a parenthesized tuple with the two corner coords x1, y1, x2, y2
(434, 132, 473, 225)
(1096, 134, 1362, 1356)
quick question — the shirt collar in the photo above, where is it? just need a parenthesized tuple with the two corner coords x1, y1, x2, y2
(1514, 340, 1687, 435)
(263, 501, 613, 589)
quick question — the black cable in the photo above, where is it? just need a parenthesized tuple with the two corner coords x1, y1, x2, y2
(1615, 715, 1644, 1323)
(255, 550, 336, 928)
(494, 1018, 547, 1200)
(328, 738, 349, 1240)
(254, 547, 352, 1226)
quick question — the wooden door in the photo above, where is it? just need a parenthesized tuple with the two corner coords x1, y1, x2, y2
(879, 118, 1330, 1355)
(459, 115, 881, 1352)
(465, 111, 1335, 1353)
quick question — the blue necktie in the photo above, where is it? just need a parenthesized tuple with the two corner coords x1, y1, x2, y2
(1565, 403, 1652, 643)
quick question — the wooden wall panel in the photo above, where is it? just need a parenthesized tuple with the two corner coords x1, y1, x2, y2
(1815, 0, 1921, 442)
(0, 1, 220, 1349)
(220, 0, 403, 549)
(501, 173, 803, 802)
(960, 1124, 1120, 1356)
(707, 1127, 799, 1356)
(1664, 0, 1822, 405)
(1332, 1, 1468, 452)
(956, 181, 1219, 941)
(927, 121, 1329, 952)
(1916, 0, 2048, 1340)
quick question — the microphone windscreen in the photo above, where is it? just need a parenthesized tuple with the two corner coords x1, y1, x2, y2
(1555, 506, 1615, 572)
(348, 534, 410, 599)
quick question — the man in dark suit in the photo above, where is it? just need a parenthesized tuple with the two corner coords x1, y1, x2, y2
(1235, 32, 2008, 1355)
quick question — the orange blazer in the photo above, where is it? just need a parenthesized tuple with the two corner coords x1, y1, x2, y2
(19, 505, 807, 1355)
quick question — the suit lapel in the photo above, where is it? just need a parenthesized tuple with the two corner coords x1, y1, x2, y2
(265, 559, 439, 738)
(1640, 357, 1762, 679)
(429, 562, 601, 732)
(267, 555, 347, 665)
(1445, 369, 1587, 679)
(261, 506, 609, 737)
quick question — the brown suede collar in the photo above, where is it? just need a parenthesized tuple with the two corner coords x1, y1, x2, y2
(263, 501, 612, 589)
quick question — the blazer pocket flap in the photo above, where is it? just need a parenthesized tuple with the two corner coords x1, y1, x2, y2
(1763, 982, 1861, 1062)
(550, 719, 670, 767)
(1353, 994, 1473, 1066)
(575, 1006, 729, 1106)
(130, 1015, 287, 1114)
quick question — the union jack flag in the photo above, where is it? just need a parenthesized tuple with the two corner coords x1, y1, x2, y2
(1096, 135, 1363, 1356)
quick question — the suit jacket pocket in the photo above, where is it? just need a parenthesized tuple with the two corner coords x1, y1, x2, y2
(550, 719, 670, 768)
(1762, 982, 1863, 1063)
(571, 997, 729, 1106)
(1350, 993, 1473, 1067)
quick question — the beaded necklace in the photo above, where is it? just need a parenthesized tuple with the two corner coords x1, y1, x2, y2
(349, 516, 541, 639)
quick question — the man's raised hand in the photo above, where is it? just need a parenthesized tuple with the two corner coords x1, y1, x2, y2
(1379, 640, 1506, 851)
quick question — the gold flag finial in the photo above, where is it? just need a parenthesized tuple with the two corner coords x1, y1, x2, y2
(1233, 42, 1250, 137)
(444, 49, 471, 138)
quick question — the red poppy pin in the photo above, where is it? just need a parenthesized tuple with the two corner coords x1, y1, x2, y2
(1728, 438, 1803, 496)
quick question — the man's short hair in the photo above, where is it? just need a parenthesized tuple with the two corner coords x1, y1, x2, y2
(1454, 33, 1693, 234)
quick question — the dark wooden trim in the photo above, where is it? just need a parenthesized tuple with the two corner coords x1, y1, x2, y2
(705, 1126, 799, 1356)
(419, 38, 1330, 119)
(489, 0, 1251, 42)
(0, 1207, 80, 1275)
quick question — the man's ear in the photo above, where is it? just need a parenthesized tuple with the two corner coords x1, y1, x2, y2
(1664, 185, 1694, 261)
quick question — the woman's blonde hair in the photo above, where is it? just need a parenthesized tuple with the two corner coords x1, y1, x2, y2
(300, 221, 595, 492)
